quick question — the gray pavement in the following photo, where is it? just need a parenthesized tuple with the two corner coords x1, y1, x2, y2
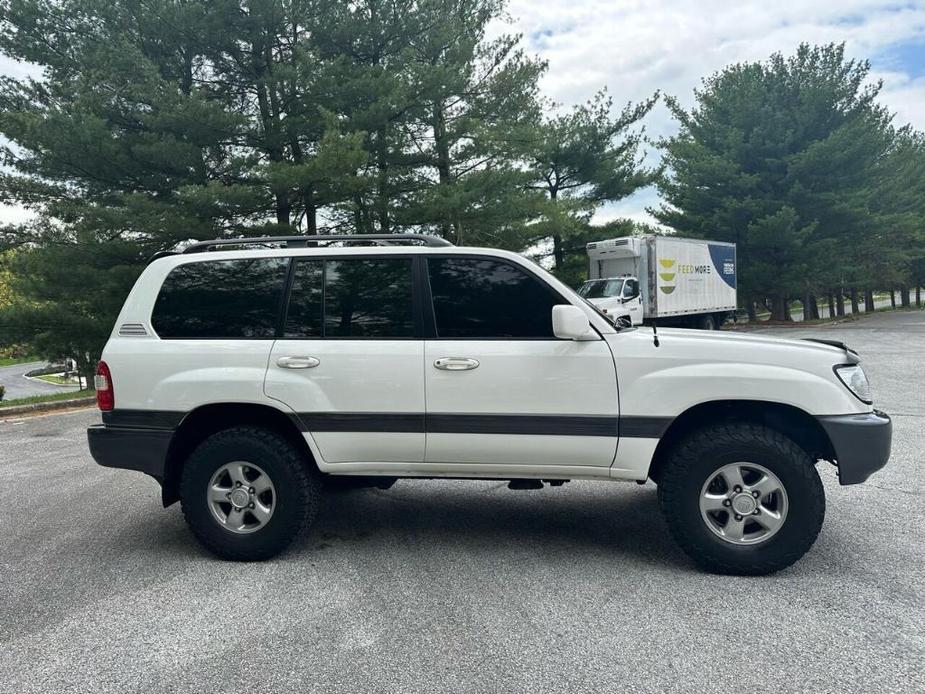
(0, 360, 79, 400)
(1, 310, 923, 693)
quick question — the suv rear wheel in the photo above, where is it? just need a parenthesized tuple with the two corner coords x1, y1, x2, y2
(180, 426, 321, 561)
(657, 423, 825, 575)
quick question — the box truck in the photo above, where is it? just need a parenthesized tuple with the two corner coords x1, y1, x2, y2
(580, 236, 737, 330)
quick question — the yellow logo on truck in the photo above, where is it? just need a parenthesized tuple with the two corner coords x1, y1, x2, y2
(659, 258, 676, 295)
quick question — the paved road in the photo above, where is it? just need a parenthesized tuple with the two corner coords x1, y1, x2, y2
(1, 310, 923, 693)
(0, 360, 79, 400)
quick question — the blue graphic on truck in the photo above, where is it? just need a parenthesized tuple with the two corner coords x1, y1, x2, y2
(708, 244, 736, 289)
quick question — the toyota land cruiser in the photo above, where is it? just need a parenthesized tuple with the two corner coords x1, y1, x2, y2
(87, 234, 892, 574)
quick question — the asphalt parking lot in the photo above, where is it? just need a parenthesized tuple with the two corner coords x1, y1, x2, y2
(2, 310, 923, 693)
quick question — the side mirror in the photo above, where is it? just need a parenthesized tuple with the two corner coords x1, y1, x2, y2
(552, 305, 594, 340)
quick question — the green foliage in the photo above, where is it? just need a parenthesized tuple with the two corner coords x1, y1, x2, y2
(0, 0, 598, 362)
(653, 43, 906, 319)
(521, 90, 657, 275)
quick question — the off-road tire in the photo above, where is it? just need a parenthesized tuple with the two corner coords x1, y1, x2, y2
(180, 426, 321, 561)
(657, 423, 825, 575)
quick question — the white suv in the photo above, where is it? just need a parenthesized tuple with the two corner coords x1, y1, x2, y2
(87, 234, 891, 574)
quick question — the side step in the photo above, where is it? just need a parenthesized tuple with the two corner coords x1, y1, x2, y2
(507, 479, 570, 490)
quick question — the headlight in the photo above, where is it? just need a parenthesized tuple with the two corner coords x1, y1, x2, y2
(834, 364, 871, 403)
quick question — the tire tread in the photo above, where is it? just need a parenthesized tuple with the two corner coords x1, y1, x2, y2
(180, 426, 320, 561)
(657, 423, 825, 575)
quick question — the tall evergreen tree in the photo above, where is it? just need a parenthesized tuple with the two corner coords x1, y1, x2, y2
(654, 43, 894, 320)
(868, 127, 925, 306)
(404, 0, 546, 247)
(0, 0, 364, 377)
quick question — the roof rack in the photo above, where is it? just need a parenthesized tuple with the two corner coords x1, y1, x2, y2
(179, 233, 453, 255)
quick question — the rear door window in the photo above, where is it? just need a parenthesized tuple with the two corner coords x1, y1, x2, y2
(152, 258, 288, 339)
(284, 257, 415, 338)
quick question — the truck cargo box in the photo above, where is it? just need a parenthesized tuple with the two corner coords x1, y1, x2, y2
(586, 236, 736, 320)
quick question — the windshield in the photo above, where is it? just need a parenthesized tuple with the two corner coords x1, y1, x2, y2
(577, 279, 624, 299)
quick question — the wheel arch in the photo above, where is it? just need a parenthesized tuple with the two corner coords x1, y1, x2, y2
(647, 400, 836, 484)
(161, 402, 315, 507)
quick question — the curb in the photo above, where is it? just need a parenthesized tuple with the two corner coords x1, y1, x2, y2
(0, 396, 96, 418)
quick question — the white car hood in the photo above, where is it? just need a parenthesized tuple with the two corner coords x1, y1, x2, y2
(606, 326, 869, 417)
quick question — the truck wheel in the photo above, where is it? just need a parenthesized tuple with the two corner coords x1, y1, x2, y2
(657, 423, 825, 575)
(180, 426, 321, 561)
(699, 314, 716, 330)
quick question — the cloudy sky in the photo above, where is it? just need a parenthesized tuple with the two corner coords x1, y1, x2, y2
(500, 0, 925, 225)
(1, 0, 924, 226)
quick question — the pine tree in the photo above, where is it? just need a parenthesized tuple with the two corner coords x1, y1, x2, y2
(654, 44, 894, 320)
(521, 90, 657, 276)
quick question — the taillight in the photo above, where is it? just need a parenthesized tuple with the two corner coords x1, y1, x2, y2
(95, 360, 114, 411)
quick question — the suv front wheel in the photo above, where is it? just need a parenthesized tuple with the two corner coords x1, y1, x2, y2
(180, 426, 321, 561)
(657, 423, 825, 575)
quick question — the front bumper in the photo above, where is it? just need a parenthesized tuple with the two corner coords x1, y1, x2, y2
(817, 410, 892, 485)
(87, 424, 171, 479)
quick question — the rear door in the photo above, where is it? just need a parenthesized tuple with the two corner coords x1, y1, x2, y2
(422, 256, 619, 467)
(264, 255, 425, 463)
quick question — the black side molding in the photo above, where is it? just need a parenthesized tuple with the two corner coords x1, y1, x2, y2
(102, 409, 184, 430)
(293, 412, 671, 438)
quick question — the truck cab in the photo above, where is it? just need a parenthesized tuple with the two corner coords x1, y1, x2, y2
(577, 276, 644, 325)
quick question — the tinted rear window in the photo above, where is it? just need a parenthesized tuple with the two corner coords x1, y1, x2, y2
(152, 258, 288, 338)
(284, 257, 414, 338)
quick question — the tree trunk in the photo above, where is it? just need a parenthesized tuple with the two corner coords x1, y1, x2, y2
(835, 291, 845, 317)
(864, 289, 875, 313)
(353, 195, 367, 235)
(375, 127, 390, 234)
(810, 295, 820, 320)
(803, 292, 812, 321)
(890, 290, 896, 310)
(76, 352, 94, 392)
(746, 299, 757, 322)
(770, 296, 790, 322)
(432, 100, 453, 240)
(850, 288, 859, 315)
(305, 204, 317, 235)
(917, 285, 922, 308)
(552, 234, 564, 271)
(827, 294, 835, 319)
(900, 286, 910, 308)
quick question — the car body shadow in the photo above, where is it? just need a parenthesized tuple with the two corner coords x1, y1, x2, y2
(289, 480, 690, 571)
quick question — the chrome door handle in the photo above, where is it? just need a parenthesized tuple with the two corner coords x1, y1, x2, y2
(277, 356, 320, 369)
(434, 357, 479, 371)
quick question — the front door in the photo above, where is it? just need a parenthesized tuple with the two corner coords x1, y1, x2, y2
(422, 256, 619, 467)
(264, 255, 425, 463)
(622, 278, 644, 325)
